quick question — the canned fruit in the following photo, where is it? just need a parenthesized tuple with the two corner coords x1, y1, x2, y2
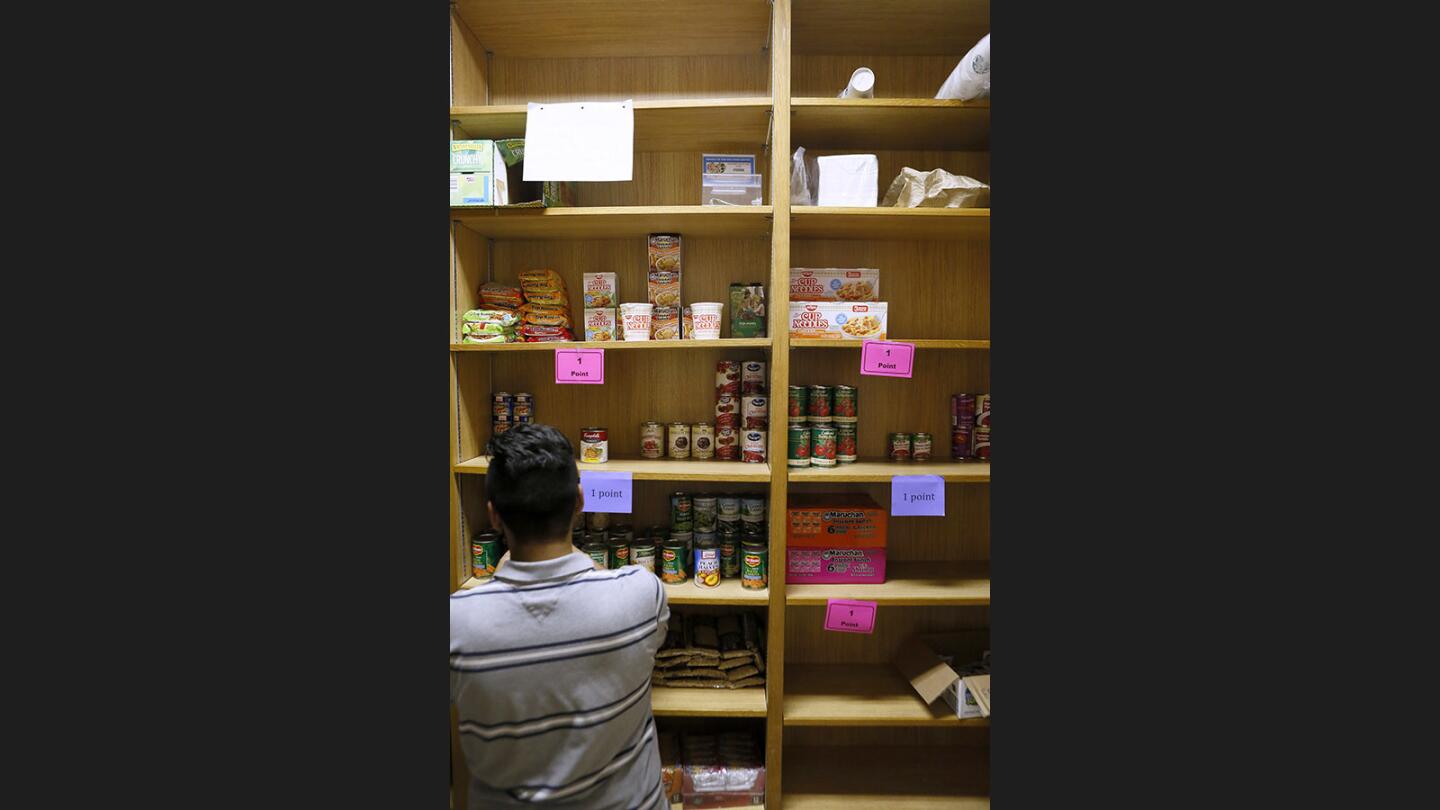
(974, 425, 991, 460)
(714, 395, 740, 429)
(742, 362, 767, 395)
(715, 361, 741, 397)
(693, 546, 721, 588)
(951, 425, 972, 460)
(952, 394, 976, 429)
(641, 422, 664, 459)
(742, 396, 769, 430)
(692, 423, 715, 459)
(667, 423, 691, 459)
(715, 427, 740, 460)
(976, 394, 991, 428)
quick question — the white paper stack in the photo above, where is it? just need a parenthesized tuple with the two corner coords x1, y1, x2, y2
(815, 154, 879, 207)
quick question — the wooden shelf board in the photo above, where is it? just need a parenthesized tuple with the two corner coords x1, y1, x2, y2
(651, 685, 766, 717)
(791, 208, 989, 240)
(793, 0, 991, 56)
(789, 459, 990, 483)
(786, 664, 989, 726)
(452, 206, 774, 240)
(785, 745, 989, 809)
(452, 98, 773, 152)
(452, 338, 773, 353)
(792, 98, 989, 151)
(790, 339, 989, 350)
(456, 456, 774, 482)
(787, 561, 989, 606)
(455, 0, 772, 58)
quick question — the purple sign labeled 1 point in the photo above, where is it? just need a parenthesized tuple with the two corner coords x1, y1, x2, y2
(891, 474, 945, 516)
(823, 599, 877, 634)
(859, 340, 915, 378)
(555, 349, 605, 384)
(579, 470, 632, 513)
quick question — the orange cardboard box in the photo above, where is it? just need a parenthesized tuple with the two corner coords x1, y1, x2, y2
(785, 493, 887, 548)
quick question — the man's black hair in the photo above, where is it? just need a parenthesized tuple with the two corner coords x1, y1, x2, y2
(485, 423, 579, 543)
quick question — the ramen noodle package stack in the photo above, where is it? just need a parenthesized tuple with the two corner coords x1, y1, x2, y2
(787, 301, 889, 340)
(478, 281, 524, 310)
(460, 308, 519, 343)
(648, 234, 682, 340)
(517, 269, 575, 341)
(789, 268, 880, 302)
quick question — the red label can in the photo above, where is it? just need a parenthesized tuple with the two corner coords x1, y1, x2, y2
(952, 394, 975, 429)
(715, 427, 740, 460)
(973, 425, 990, 460)
(715, 395, 740, 428)
(742, 430, 767, 463)
(951, 425, 972, 459)
(742, 396, 769, 430)
(715, 361, 741, 397)
(742, 361, 767, 395)
(975, 394, 991, 428)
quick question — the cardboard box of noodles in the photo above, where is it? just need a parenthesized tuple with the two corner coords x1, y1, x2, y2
(789, 267, 880, 301)
(787, 301, 888, 340)
(894, 632, 992, 720)
(785, 494, 887, 584)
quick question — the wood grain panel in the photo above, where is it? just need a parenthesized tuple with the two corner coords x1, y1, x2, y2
(785, 606, 989, 665)
(784, 745, 989, 809)
(451, 99, 772, 153)
(564, 153, 770, 208)
(783, 726, 988, 748)
(490, 56, 769, 104)
(450, 12, 488, 106)
(792, 1, 990, 55)
(793, 55, 974, 99)
(454, 208, 774, 240)
(793, 149, 991, 196)
(792, 98, 989, 151)
(457, 1, 771, 59)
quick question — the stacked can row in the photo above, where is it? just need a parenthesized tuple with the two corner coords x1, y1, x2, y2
(715, 360, 768, 463)
(491, 392, 534, 437)
(785, 384, 858, 467)
(574, 493, 769, 589)
(951, 394, 992, 461)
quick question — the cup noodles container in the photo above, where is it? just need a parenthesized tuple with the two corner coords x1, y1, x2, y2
(582, 272, 618, 308)
(788, 301, 888, 340)
(647, 234, 682, 307)
(785, 494, 888, 584)
(715, 361, 741, 397)
(651, 305, 681, 340)
(789, 268, 880, 302)
(583, 308, 616, 341)
(742, 361, 766, 395)
(690, 302, 723, 339)
(620, 302, 653, 341)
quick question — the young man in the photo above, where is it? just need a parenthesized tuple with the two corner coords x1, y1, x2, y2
(450, 423, 670, 809)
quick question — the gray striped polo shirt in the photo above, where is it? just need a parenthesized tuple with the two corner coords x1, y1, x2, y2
(450, 551, 670, 810)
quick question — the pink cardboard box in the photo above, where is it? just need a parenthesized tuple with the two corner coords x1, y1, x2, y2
(786, 545, 887, 584)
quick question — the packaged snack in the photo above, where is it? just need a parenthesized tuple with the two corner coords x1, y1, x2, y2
(728, 283, 766, 338)
(789, 267, 880, 301)
(583, 308, 616, 341)
(519, 324, 574, 342)
(461, 309, 519, 326)
(461, 333, 509, 344)
(682, 305, 694, 339)
(651, 306, 681, 340)
(787, 301, 888, 340)
(518, 269, 565, 291)
(478, 282, 523, 310)
(520, 303, 573, 327)
(582, 273, 617, 308)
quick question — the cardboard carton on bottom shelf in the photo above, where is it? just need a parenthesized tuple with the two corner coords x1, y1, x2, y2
(894, 632, 992, 720)
(659, 732, 683, 806)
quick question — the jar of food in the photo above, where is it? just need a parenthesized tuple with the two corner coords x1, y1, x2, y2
(807, 385, 832, 423)
(667, 422, 691, 459)
(912, 432, 933, 461)
(742, 430, 766, 463)
(692, 423, 715, 459)
(888, 432, 912, 461)
(640, 421, 665, 458)
(832, 385, 857, 424)
(836, 422, 858, 463)
(580, 427, 608, 463)
(810, 425, 837, 467)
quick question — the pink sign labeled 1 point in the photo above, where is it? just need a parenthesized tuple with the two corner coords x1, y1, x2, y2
(823, 599, 878, 634)
(891, 474, 945, 516)
(859, 340, 915, 378)
(555, 349, 605, 384)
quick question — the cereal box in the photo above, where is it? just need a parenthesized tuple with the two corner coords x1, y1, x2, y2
(582, 272, 617, 308)
(583, 308, 616, 341)
(651, 305, 681, 341)
(789, 268, 880, 302)
(647, 234, 682, 307)
(787, 301, 888, 340)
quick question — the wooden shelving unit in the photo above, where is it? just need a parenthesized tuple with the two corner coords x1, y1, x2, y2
(450, 2, 989, 806)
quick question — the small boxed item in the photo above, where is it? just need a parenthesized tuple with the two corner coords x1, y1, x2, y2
(450, 139, 498, 173)
(702, 154, 756, 175)
(582, 272, 617, 308)
(894, 633, 992, 719)
(786, 493, 887, 584)
(493, 138, 575, 208)
(789, 268, 880, 301)
(701, 173, 763, 206)
(787, 301, 888, 340)
(728, 283, 766, 338)
(651, 305, 681, 340)
(583, 308, 616, 341)
(450, 172, 493, 207)
(815, 154, 879, 207)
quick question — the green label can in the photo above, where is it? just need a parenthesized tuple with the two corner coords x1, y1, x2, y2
(607, 540, 631, 569)
(741, 496, 766, 522)
(836, 423, 858, 463)
(670, 492, 693, 532)
(832, 385, 858, 423)
(720, 537, 740, 578)
(788, 385, 807, 423)
(717, 515, 741, 537)
(787, 424, 812, 467)
(717, 495, 741, 517)
(912, 432, 933, 461)
(810, 425, 838, 467)
(693, 496, 718, 533)
(582, 542, 609, 570)
(888, 432, 913, 461)
(660, 542, 687, 583)
(807, 385, 832, 423)
(630, 542, 656, 572)
(471, 531, 501, 579)
(741, 542, 768, 590)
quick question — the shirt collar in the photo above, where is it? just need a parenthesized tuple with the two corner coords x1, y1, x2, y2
(493, 550, 594, 584)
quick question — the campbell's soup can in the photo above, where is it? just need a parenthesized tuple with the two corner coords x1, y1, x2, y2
(788, 385, 807, 424)
(512, 393, 533, 422)
(973, 425, 991, 460)
(975, 394, 991, 428)
(888, 432, 912, 461)
(667, 422, 691, 459)
(810, 425, 837, 467)
(640, 421, 664, 458)
(807, 385, 832, 423)
(580, 427, 608, 463)
(715, 361, 741, 397)
(692, 423, 715, 459)
(787, 425, 811, 467)
(742, 361, 767, 395)
(952, 394, 976, 429)
(742, 396, 769, 430)
(714, 395, 740, 428)
(715, 426, 740, 460)
(832, 385, 857, 424)
(742, 430, 767, 463)
(912, 432, 933, 461)
(836, 422, 857, 463)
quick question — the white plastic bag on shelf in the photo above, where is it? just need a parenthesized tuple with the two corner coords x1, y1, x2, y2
(790, 146, 819, 206)
(936, 34, 990, 100)
(880, 168, 990, 208)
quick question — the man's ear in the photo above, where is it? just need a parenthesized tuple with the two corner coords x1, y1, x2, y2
(575, 485, 585, 520)
(486, 500, 503, 535)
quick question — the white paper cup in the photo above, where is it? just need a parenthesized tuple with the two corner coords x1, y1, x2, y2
(839, 67, 875, 99)
(690, 302, 723, 340)
(620, 303, 653, 341)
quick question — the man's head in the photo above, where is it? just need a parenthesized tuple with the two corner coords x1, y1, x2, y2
(485, 423, 581, 545)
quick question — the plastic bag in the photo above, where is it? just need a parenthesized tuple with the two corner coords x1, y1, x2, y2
(880, 168, 990, 208)
(790, 146, 818, 207)
(936, 33, 990, 101)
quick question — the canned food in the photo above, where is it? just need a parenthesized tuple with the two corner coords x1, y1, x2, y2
(667, 422, 691, 459)
(671, 531, 694, 577)
(586, 511, 610, 531)
(742, 396, 769, 430)
(952, 425, 973, 460)
(692, 423, 715, 459)
(472, 531, 501, 579)
(714, 395, 740, 429)
(836, 423, 857, 463)
(742, 430, 767, 463)
(647, 525, 669, 544)
(715, 361, 741, 398)
(741, 542, 768, 590)
(640, 421, 665, 459)
(913, 432, 933, 461)
(572, 527, 584, 549)
(585, 528, 608, 546)
(888, 432, 912, 461)
(582, 541, 609, 570)
(630, 541, 656, 572)
(715, 426, 740, 460)
(741, 519, 764, 539)
(788, 424, 812, 467)
(492, 420, 512, 435)
(670, 492, 693, 532)
(742, 361, 767, 395)
(741, 496, 766, 522)
(693, 496, 718, 533)
(719, 536, 740, 578)
(788, 385, 807, 424)
(718, 515, 742, 536)
(660, 542, 687, 583)
(810, 425, 837, 467)
(492, 393, 513, 422)
(607, 538, 631, 569)
(952, 394, 976, 429)
(832, 385, 857, 424)
(693, 543, 721, 588)
(976, 394, 991, 428)
(610, 524, 634, 545)
(974, 425, 991, 460)
(718, 495, 741, 517)
(581, 427, 608, 463)
(512, 393, 533, 422)
(807, 385, 832, 423)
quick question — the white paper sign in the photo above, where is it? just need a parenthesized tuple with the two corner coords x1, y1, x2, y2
(523, 100, 634, 182)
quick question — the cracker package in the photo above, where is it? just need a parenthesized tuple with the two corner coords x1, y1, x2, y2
(583, 308, 616, 341)
(789, 267, 880, 301)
